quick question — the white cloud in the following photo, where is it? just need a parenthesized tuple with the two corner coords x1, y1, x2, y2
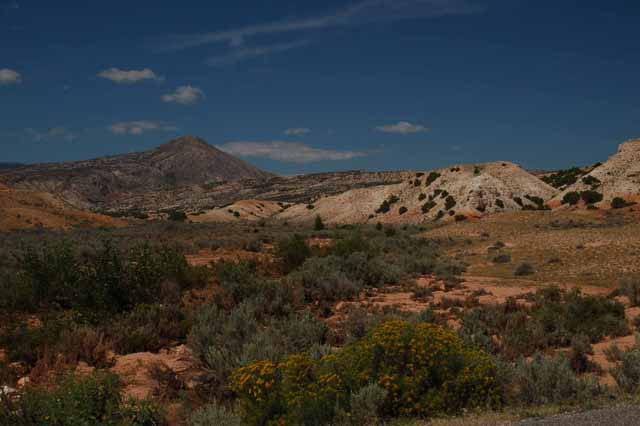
(98, 68, 164, 84)
(375, 121, 429, 135)
(109, 121, 177, 135)
(284, 127, 311, 136)
(26, 127, 77, 142)
(207, 40, 308, 66)
(159, 0, 479, 52)
(161, 85, 205, 105)
(218, 141, 367, 163)
(0, 68, 21, 85)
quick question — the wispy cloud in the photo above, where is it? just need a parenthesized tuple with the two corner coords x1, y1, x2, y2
(98, 68, 164, 84)
(26, 127, 77, 142)
(159, 0, 480, 52)
(376, 121, 429, 134)
(109, 121, 177, 135)
(207, 40, 308, 66)
(218, 141, 368, 163)
(0, 68, 21, 85)
(284, 127, 312, 136)
(161, 85, 205, 105)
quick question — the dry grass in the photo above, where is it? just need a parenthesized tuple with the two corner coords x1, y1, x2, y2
(424, 209, 640, 288)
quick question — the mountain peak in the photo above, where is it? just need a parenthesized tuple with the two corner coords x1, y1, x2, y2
(160, 135, 214, 151)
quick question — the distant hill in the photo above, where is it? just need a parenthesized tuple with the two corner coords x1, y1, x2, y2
(277, 161, 558, 224)
(551, 139, 640, 208)
(0, 162, 23, 170)
(0, 136, 272, 209)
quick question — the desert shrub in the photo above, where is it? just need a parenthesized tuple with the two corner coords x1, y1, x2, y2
(8, 240, 207, 316)
(444, 195, 457, 210)
(425, 172, 441, 186)
(331, 232, 370, 258)
(611, 197, 635, 209)
(542, 167, 585, 188)
(525, 195, 545, 209)
(513, 197, 523, 207)
(167, 210, 187, 222)
(189, 302, 328, 397)
(190, 402, 242, 426)
(569, 334, 595, 374)
(580, 190, 603, 205)
(418, 193, 426, 201)
(231, 321, 499, 425)
(0, 371, 165, 425)
(275, 234, 311, 273)
(611, 347, 640, 393)
(582, 175, 601, 187)
(492, 253, 512, 264)
(290, 256, 360, 303)
(150, 362, 186, 401)
(454, 214, 467, 222)
(562, 191, 581, 205)
(314, 215, 326, 231)
(398, 206, 408, 215)
(514, 262, 534, 276)
(215, 261, 260, 305)
(619, 277, 640, 306)
(110, 304, 189, 354)
(435, 210, 445, 220)
(503, 355, 600, 406)
(243, 238, 263, 253)
(348, 383, 388, 425)
(495, 199, 504, 209)
(421, 200, 437, 214)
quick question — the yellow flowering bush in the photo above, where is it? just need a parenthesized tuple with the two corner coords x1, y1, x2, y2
(231, 320, 499, 425)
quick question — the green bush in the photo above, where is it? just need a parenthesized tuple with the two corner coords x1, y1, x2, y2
(444, 195, 457, 210)
(314, 215, 325, 231)
(514, 262, 534, 276)
(398, 206, 408, 215)
(418, 193, 426, 201)
(275, 234, 311, 273)
(612, 347, 640, 393)
(620, 277, 640, 306)
(348, 383, 388, 425)
(542, 167, 586, 188)
(425, 172, 441, 186)
(562, 192, 581, 205)
(502, 355, 600, 406)
(110, 304, 189, 354)
(495, 199, 504, 209)
(190, 402, 242, 426)
(580, 190, 603, 205)
(611, 197, 636, 209)
(0, 371, 165, 425)
(421, 200, 437, 214)
(231, 321, 499, 425)
(492, 253, 512, 264)
(290, 256, 360, 303)
(167, 210, 187, 222)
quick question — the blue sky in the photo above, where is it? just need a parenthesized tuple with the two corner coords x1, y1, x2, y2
(1, 0, 639, 175)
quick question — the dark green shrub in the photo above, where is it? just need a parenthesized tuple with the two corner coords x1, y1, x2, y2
(514, 262, 534, 276)
(513, 197, 523, 207)
(444, 195, 456, 210)
(425, 171, 441, 186)
(580, 190, 603, 205)
(168, 210, 187, 222)
(495, 199, 504, 209)
(620, 277, 640, 306)
(611, 197, 636, 209)
(398, 206, 408, 215)
(190, 402, 242, 426)
(275, 234, 310, 273)
(0, 371, 165, 425)
(454, 214, 467, 222)
(562, 191, 581, 205)
(493, 253, 511, 264)
(418, 193, 426, 201)
(331, 232, 370, 258)
(541, 167, 585, 188)
(314, 215, 325, 231)
(110, 304, 189, 354)
(612, 347, 640, 393)
(421, 200, 436, 214)
(582, 175, 601, 187)
(290, 256, 360, 303)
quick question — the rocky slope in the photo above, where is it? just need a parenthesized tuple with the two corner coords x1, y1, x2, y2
(0, 184, 126, 231)
(551, 139, 640, 207)
(278, 161, 558, 224)
(0, 136, 272, 209)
